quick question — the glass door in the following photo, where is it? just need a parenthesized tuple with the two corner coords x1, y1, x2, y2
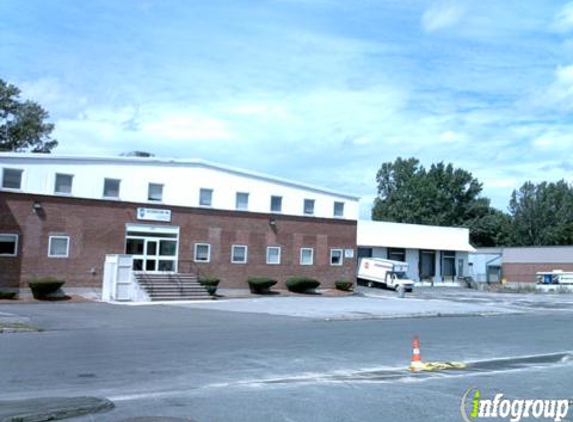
(125, 226, 179, 273)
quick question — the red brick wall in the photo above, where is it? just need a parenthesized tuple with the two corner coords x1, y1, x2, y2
(0, 192, 357, 289)
(0, 195, 21, 289)
(503, 263, 573, 284)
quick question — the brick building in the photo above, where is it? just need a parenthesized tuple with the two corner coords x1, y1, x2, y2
(0, 154, 358, 299)
(469, 246, 573, 285)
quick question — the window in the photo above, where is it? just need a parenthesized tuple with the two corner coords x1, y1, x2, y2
(199, 188, 213, 206)
(300, 248, 314, 265)
(304, 199, 315, 215)
(2, 168, 23, 190)
(54, 174, 73, 195)
(330, 249, 343, 266)
(103, 178, 121, 198)
(0, 234, 18, 256)
(388, 248, 406, 262)
(266, 246, 281, 265)
(48, 236, 70, 258)
(334, 202, 344, 217)
(148, 183, 163, 201)
(270, 196, 282, 213)
(236, 192, 249, 211)
(357, 247, 373, 259)
(194, 243, 211, 262)
(231, 245, 248, 264)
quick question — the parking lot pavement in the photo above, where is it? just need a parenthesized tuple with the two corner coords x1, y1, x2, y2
(163, 286, 573, 320)
(358, 285, 573, 311)
(169, 292, 519, 320)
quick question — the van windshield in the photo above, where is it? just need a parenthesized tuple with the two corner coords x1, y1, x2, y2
(392, 272, 408, 279)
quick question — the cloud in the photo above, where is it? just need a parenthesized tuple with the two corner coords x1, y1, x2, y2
(421, 2, 467, 32)
(544, 64, 573, 109)
(531, 130, 573, 150)
(552, 2, 573, 33)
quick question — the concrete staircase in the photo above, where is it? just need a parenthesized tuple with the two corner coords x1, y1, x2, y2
(134, 273, 212, 301)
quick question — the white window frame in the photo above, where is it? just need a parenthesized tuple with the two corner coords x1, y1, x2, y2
(194, 243, 211, 263)
(270, 195, 282, 213)
(330, 248, 344, 266)
(199, 188, 213, 207)
(231, 244, 248, 264)
(1, 168, 23, 190)
(48, 235, 70, 258)
(334, 201, 344, 218)
(303, 199, 315, 215)
(0, 234, 19, 257)
(148, 183, 163, 202)
(103, 178, 121, 199)
(266, 246, 281, 265)
(300, 248, 314, 266)
(54, 173, 73, 195)
(235, 192, 249, 211)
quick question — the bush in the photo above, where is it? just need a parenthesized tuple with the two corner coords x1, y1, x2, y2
(28, 278, 67, 300)
(199, 277, 220, 296)
(286, 277, 320, 293)
(248, 277, 278, 294)
(335, 280, 354, 291)
(0, 291, 17, 300)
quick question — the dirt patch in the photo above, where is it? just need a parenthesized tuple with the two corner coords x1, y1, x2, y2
(0, 295, 95, 304)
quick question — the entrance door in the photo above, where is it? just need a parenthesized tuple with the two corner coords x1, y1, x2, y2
(419, 250, 436, 281)
(125, 224, 179, 272)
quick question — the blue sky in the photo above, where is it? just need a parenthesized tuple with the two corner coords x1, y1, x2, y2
(2, 0, 573, 218)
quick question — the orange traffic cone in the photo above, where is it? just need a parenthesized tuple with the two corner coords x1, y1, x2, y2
(409, 335, 423, 371)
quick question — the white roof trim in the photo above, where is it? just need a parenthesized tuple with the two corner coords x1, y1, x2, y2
(357, 220, 475, 252)
(0, 153, 359, 201)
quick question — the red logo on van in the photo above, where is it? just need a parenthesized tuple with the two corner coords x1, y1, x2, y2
(364, 262, 369, 269)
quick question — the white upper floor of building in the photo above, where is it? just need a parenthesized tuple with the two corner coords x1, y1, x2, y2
(0, 153, 360, 220)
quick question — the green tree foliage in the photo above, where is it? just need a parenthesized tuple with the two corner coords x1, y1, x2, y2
(0, 78, 57, 152)
(371, 157, 507, 246)
(508, 180, 573, 246)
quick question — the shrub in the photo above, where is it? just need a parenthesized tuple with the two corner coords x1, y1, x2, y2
(199, 277, 220, 296)
(335, 280, 354, 291)
(28, 278, 67, 300)
(248, 277, 277, 294)
(0, 291, 17, 300)
(286, 277, 320, 293)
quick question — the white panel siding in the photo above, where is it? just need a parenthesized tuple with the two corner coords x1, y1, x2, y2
(0, 155, 359, 220)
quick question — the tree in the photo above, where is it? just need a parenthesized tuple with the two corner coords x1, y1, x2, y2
(0, 78, 57, 152)
(371, 157, 507, 246)
(508, 180, 573, 246)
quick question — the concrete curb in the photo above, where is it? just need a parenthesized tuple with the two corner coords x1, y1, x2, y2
(323, 310, 525, 321)
(0, 396, 114, 422)
(0, 326, 40, 334)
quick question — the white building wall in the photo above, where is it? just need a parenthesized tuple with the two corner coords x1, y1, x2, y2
(0, 155, 359, 220)
(367, 247, 469, 283)
(469, 250, 502, 282)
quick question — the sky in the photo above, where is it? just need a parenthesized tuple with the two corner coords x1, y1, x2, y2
(1, 0, 573, 219)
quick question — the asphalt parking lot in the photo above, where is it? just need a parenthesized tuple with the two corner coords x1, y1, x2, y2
(1, 289, 573, 422)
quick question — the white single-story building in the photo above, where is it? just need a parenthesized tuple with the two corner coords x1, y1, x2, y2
(357, 220, 475, 285)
